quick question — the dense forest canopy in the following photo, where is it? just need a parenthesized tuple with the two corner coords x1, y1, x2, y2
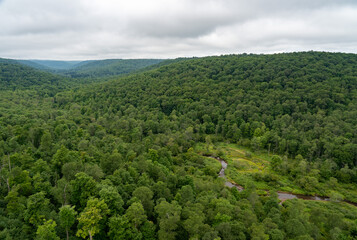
(17, 59, 167, 79)
(62, 59, 164, 78)
(18, 60, 82, 71)
(0, 58, 71, 93)
(0, 52, 357, 240)
(61, 52, 357, 167)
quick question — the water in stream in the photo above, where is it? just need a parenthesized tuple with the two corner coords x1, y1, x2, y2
(212, 156, 331, 202)
(208, 155, 357, 206)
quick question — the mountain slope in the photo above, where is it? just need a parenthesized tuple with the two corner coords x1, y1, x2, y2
(61, 52, 357, 168)
(32, 60, 82, 69)
(0, 58, 70, 92)
(62, 58, 164, 78)
(18, 59, 82, 70)
(15, 58, 173, 80)
(16, 59, 53, 71)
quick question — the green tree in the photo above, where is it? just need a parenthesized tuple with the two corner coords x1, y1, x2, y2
(148, 149, 159, 162)
(24, 191, 50, 226)
(125, 202, 147, 229)
(132, 186, 154, 216)
(250, 223, 269, 240)
(270, 155, 282, 172)
(178, 185, 194, 205)
(182, 203, 207, 239)
(108, 215, 142, 240)
(285, 218, 306, 238)
(5, 188, 25, 217)
(70, 172, 98, 209)
(140, 221, 156, 240)
(100, 150, 123, 175)
(155, 200, 182, 240)
(59, 205, 77, 240)
(77, 198, 110, 240)
(36, 219, 60, 240)
(9, 168, 32, 196)
(51, 178, 70, 205)
(99, 184, 124, 214)
(38, 130, 53, 159)
(51, 145, 70, 174)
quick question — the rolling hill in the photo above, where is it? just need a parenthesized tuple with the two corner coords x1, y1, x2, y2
(61, 52, 357, 168)
(1, 52, 357, 240)
(18, 60, 82, 70)
(61, 58, 164, 78)
(0, 58, 69, 93)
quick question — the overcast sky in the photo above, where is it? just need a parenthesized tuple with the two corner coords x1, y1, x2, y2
(0, 0, 356, 60)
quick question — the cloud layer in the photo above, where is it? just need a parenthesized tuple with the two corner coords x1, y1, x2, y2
(0, 0, 356, 59)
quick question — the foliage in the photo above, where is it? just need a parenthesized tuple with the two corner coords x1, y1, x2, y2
(0, 52, 357, 239)
(35, 220, 60, 240)
(59, 205, 77, 240)
(61, 59, 164, 78)
(76, 198, 109, 239)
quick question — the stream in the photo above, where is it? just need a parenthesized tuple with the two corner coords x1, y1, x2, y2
(211, 156, 357, 206)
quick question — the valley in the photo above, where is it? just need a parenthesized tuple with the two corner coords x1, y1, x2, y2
(0, 52, 356, 239)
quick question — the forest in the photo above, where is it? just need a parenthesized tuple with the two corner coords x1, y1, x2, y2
(0, 51, 357, 239)
(18, 59, 166, 78)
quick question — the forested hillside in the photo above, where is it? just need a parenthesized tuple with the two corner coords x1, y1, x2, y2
(0, 52, 357, 240)
(17, 59, 167, 80)
(0, 58, 71, 93)
(63, 52, 357, 168)
(61, 59, 164, 78)
(16, 60, 53, 71)
(18, 60, 82, 71)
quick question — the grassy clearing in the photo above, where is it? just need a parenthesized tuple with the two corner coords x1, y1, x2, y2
(195, 141, 357, 203)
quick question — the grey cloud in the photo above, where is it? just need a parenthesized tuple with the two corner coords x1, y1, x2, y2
(0, 0, 356, 59)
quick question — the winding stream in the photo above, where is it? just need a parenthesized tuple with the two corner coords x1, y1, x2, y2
(211, 156, 356, 206)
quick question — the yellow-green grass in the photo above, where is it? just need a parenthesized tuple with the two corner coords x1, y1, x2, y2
(195, 141, 357, 203)
(227, 143, 357, 200)
(222, 144, 320, 194)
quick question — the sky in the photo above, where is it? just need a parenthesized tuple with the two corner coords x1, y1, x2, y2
(0, 0, 357, 60)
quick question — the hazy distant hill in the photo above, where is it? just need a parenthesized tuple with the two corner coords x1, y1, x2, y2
(17, 58, 168, 79)
(62, 59, 164, 78)
(1, 58, 170, 92)
(16, 59, 53, 71)
(0, 58, 69, 93)
(18, 59, 82, 70)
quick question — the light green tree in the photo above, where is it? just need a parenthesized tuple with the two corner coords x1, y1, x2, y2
(77, 198, 110, 240)
(36, 219, 60, 240)
(59, 205, 77, 240)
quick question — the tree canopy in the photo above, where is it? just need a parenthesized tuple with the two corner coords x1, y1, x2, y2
(0, 52, 357, 239)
